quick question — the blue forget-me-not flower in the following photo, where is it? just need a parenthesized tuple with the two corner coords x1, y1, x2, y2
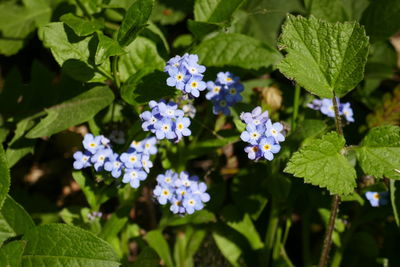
(307, 98, 354, 123)
(365, 191, 389, 207)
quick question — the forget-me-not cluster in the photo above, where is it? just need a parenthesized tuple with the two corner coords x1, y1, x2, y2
(73, 133, 157, 189)
(153, 170, 210, 215)
(365, 191, 388, 207)
(140, 100, 191, 143)
(239, 106, 285, 161)
(165, 54, 206, 98)
(206, 72, 244, 115)
(307, 98, 354, 122)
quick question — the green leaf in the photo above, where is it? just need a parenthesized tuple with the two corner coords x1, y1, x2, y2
(356, 125, 400, 179)
(187, 19, 221, 40)
(71, 171, 98, 210)
(162, 209, 216, 227)
(40, 22, 110, 82)
(278, 15, 369, 98)
(212, 229, 242, 267)
(0, 146, 10, 211)
(6, 118, 36, 168)
(390, 179, 400, 227)
(120, 70, 175, 105)
(117, 0, 154, 46)
(361, 0, 400, 42)
(99, 206, 129, 242)
(26, 86, 114, 138)
(194, 0, 244, 23)
(22, 224, 120, 266)
(95, 33, 126, 65)
(221, 205, 264, 250)
(118, 37, 164, 82)
(194, 33, 281, 70)
(285, 132, 357, 195)
(0, 240, 26, 267)
(0, 195, 35, 244)
(0, 1, 50, 56)
(132, 247, 160, 267)
(304, 0, 347, 22)
(60, 13, 103, 36)
(144, 230, 174, 267)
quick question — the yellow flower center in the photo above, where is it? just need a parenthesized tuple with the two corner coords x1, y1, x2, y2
(230, 88, 236, 94)
(263, 144, 271, 151)
(373, 193, 380, 200)
(177, 123, 183, 130)
(191, 82, 198, 88)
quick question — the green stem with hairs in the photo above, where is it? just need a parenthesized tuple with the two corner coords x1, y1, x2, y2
(318, 94, 343, 267)
(292, 84, 301, 131)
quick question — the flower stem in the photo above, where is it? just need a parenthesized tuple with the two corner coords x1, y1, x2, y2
(112, 56, 121, 89)
(291, 84, 301, 131)
(318, 94, 342, 267)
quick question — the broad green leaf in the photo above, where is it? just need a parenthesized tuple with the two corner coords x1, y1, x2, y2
(22, 0, 51, 27)
(26, 86, 114, 138)
(194, 33, 280, 69)
(117, 0, 154, 46)
(118, 37, 164, 82)
(361, 0, 400, 42)
(40, 22, 110, 82)
(132, 247, 159, 267)
(60, 13, 104, 36)
(356, 125, 400, 179)
(0, 147, 10, 211)
(234, 0, 305, 46)
(187, 19, 221, 40)
(144, 230, 174, 267)
(0, 1, 50, 56)
(6, 118, 36, 168)
(390, 180, 400, 227)
(0, 195, 35, 244)
(99, 206, 129, 242)
(95, 33, 126, 65)
(150, 2, 187, 25)
(285, 132, 357, 195)
(140, 22, 170, 55)
(278, 15, 369, 98)
(221, 205, 264, 250)
(22, 224, 120, 266)
(120, 70, 175, 105)
(304, 0, 347, 22)
(194, 0, 244, 23)
(0, 240, 26, 267)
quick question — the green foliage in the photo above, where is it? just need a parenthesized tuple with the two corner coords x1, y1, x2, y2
(285, 132, 357, 195)
(144, 230, 174, 267)
(0, 240, 26, 267)
(304, 0, 347, 22)
(117, 0, 154, 47)
(22, 224, 120, 266)
(95, 33, 126, 65)
(60, 13, 104, 36)
(361, 0, 400, 42)
(356, 125, 400, 180)
(278, 15, 369, 98)
(118, 37, 165, 82)
(0, 195, 35, 244)
(40, 22, 110, 82)
(26, 86, 114, 138)
(194, 33, 281, 69)
(0, 147, 10, 212)
(194, 0, 244, 24)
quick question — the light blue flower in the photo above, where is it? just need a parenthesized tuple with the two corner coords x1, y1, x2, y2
(183, 194, 203, 214)
(73, 151, 92, 170)
(259, 137, 281, 161)
(265, 120, 285, 143)
(83, 133, 102, 154)
(141, 154, 153, 173)
(91, 148, 112, 171)
(142, 137, 158, 155)
(170, 197, 185, 214)
(154, 118, 177, 140)
(158, 101, 184, 118)
(240, 123, 263, 145)
(175, 117, 191, 140)
(340, 103, 354, 122)
(217, 71, 237, 85)
(365, 191, 388, 207)
(244, 145, 262, 160)
(184, 76, 206, 98)
(104, 153, 123, 178)
(156, 170, 178, 187)
(122, 168, 147, 188)
(206, 81, 222, 100)
(120, 152, 142, 169)
(190, 182, 211, 203)
(166, 66, 189, 90)
(154, 185, 173, 204)
(320, 99, 335, 118)
(240, 106, 269, 125)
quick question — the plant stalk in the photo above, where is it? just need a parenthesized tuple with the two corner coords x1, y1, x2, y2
(264, 200, 279, 267)
(318, 95, 343, 267)
(112, 56, 121, 89)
